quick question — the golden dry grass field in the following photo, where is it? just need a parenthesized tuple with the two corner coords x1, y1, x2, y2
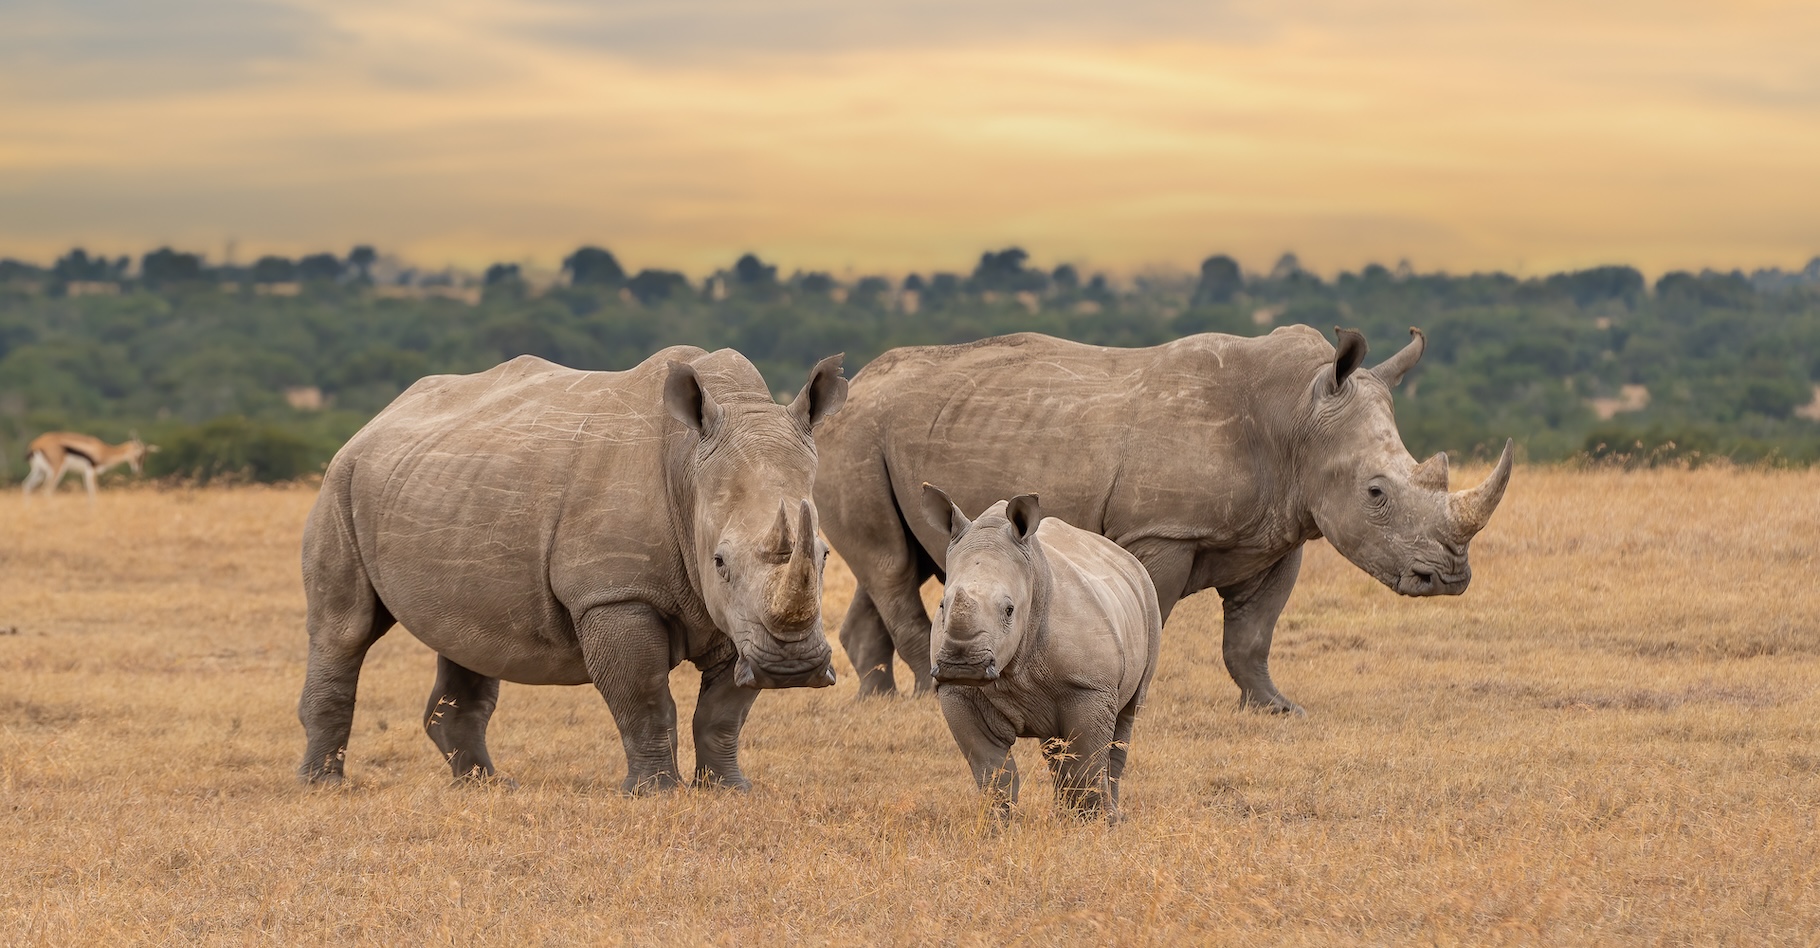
(3, 468, 1819, 944)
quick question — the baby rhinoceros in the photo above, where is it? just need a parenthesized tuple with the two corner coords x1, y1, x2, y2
(921, 484, 1161, 820)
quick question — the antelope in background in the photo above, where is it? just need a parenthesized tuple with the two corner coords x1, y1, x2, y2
(22, 431, 157, 499)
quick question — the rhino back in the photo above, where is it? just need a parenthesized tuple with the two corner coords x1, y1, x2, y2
(1031, 518, 1160, 701)
(325, 348, 707, 683)
(830, 328, 1329, 565)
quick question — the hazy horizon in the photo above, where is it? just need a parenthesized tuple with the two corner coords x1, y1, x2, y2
(4, 1, 1817, 277)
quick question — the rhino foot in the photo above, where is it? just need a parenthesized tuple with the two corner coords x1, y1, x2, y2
(692, 770, 753, 792)
(451, 770, 518, 791)
(621, 771, 682, 796)
(1238, 691, 1306, 716)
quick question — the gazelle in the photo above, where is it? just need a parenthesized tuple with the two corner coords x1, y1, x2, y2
(22, 431, 157, 499)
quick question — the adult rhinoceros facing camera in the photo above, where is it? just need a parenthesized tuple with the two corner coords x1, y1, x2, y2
(297, 347, 847, 793)
(814, 325, 1511, 712)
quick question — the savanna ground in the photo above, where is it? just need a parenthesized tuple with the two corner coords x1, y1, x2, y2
(2, 468, 1818, 945)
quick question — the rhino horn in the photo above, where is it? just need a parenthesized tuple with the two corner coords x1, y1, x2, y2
(1371, 328, 1425, 387)
(765, 500, 820, 638)
(1411, 451, 1449, 492)
(763, 501, 792, 556)
(1447, 439, 1513, 538)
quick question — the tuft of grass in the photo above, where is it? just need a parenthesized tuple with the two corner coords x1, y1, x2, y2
(2, 468, 1818, 943)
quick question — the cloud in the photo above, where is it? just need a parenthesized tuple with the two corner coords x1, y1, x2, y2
(509, 0, 1270, 60)
(0, 0, 1817, 274)
(0, 0, 341, 96)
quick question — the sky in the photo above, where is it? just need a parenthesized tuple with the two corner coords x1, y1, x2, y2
(1, 0, 1817, 278)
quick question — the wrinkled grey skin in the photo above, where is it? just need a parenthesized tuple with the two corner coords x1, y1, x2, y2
(924, 487, 1160, 821)
(297, 347, 848, 793)
(816, 325, 1512, 711)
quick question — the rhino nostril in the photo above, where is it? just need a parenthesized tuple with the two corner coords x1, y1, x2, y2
(1413, 570, 1435, 587)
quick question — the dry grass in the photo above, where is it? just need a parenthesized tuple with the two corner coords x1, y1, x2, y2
(3, 469, 1819, 944)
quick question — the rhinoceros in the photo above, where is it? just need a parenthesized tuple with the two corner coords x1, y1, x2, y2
(297, 348, 848, 792)
(815, 326, 1511, 711)
(923, 486, 1160, 820)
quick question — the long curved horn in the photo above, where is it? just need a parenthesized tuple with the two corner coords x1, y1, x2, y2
(1447, 439, 1514, 538)
(765, 500, 820, 637)
(1372, 328, 1425, 387)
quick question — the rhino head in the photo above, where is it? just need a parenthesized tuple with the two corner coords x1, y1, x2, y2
(1300, 328, 1513, 597)
(920, 485, 1045, 687)
(664, 353, 849, 689)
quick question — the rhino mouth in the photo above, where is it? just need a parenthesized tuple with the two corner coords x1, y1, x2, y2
(734, 656, 836, 689)
(1396, 564, 1471, 597)
(930, 655, 999, 686)
(732, 638, 836, 690)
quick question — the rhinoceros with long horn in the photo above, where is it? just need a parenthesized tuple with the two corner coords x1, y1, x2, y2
(814, 325, 1511, 712)
(297, 347, 847, 792)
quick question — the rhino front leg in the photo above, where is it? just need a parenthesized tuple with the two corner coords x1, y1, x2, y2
(424, 655, 507, 784)
(575, 602, 682, 794)
(938, 687, 1018, 816)
(691, 642, 758, 790)
(1216, 546, 1304, 715)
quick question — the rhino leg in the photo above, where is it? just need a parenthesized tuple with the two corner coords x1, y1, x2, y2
(424, 655, 506, 784)
(1216, 546, 1305, 715)
(871, 574, 937, 697)
(1105, 689, 1144, 819)
(1043, 703, 1118, 820)
(839, 587, 901, 698)
(690, 642, 757, 790)
(938, 687, 1018, 816)
(576, 602, 682, 794)
(297, 578, 394, 785)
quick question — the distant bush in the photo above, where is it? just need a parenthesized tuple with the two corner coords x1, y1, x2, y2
(148, 416, 324, 483)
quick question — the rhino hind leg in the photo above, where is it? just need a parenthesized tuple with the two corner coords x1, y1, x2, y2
(1043, 706, 1117, 821)
(690, 642, 758, 790)
(838, 588, 900, 698)
(1104, 691, 1143, 819)
(1217, 546, 1306, 715)
(575, 602, 682, 795)
(856, 555, 939, 697)
(424, 655, 508, 785)
(297, 582, 395, 785)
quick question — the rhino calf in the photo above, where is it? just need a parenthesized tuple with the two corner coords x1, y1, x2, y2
(922, 485, 1161, 820)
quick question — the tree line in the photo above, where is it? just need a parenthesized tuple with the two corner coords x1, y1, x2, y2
(2, 244, 1818, 481)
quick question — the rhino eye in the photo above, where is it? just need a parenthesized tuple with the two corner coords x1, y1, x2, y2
(1367, 485, 1387, 504)
(1003, 603, 1015, 619)
(712, 553, 730, 582)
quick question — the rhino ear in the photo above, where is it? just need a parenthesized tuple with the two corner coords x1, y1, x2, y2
(921, 483, 971, 541)
(1330, 327, 1369, 391)
(664, 361, 722, 436)
(789, 353, 848, 431)
(1006, 493, 1042, 543)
